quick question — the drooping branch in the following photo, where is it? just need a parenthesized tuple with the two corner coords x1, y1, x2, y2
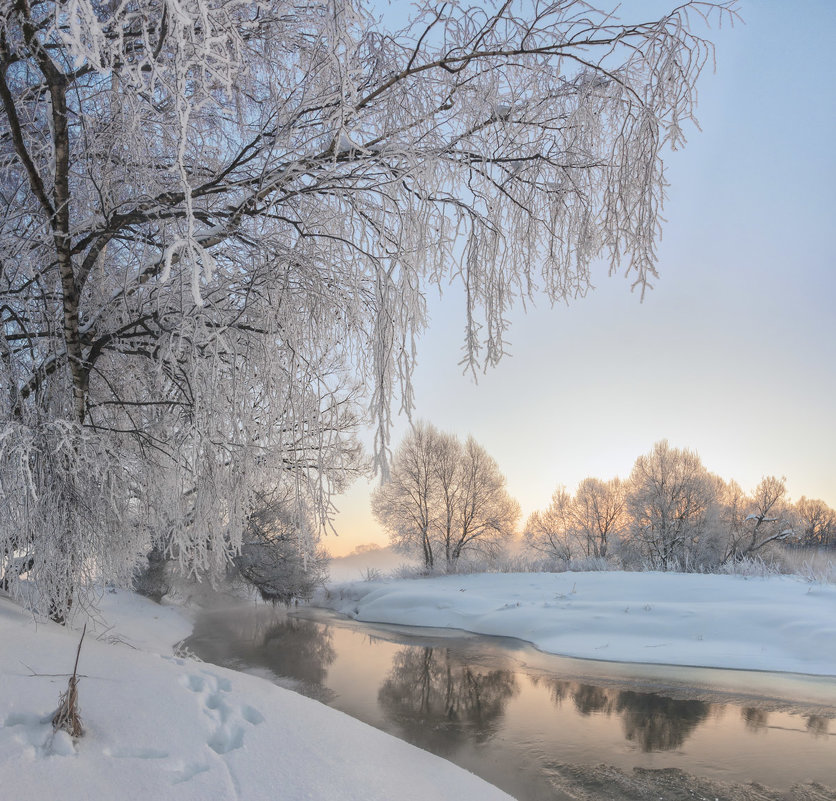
(0, 0, 734, 611)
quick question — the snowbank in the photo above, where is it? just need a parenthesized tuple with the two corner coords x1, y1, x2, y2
(322, 571, 836, 676)
(0, 590, 512, 801)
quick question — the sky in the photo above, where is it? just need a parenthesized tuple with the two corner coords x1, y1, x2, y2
(327, 0, 836, 556)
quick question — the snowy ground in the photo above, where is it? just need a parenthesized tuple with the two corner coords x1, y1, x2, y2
(321, 571, 836, 676)
(4, 572, 833, 801)
(0, 589, 512, 801)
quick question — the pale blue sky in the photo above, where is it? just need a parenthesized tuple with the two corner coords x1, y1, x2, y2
(329, 0, 836, 555)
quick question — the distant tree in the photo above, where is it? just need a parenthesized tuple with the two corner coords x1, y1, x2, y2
(524, 487, 576, 561)
(713, 476, 746, 548)
(525, 443, 828, 574)
(371, 422, 440, 570)
(722, 476, 794, 563)
(573, 477, 627, 559)
(371, 424, 519, 570)
(430, 426, 463, 566)
(448, 436, 521, 566)
(795, 497, 836, 549)
(694, 475, 744, 569)
(524, 478, 625, 562)
(626, 441, 715, 570)
(349, 543, 387, 556)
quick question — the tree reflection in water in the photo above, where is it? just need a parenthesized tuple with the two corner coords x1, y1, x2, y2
(378, 646, 518, 754)
(807, 716, 831, 737)
(572, 683, 617, 716)
(540, 678, 710, 751)
(186, 609, 836, 792)
(257, 617, 337, 686)
(742, 707, 769, 731)
(616, 692, 710, 751)
(189, 611, 336, 688)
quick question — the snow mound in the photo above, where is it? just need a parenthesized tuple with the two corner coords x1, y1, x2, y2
(322, 571, 836, 676)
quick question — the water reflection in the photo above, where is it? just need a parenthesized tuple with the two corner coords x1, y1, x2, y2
(572, 683, 616, 716)
(257, 617, 337, 686)
(807, 716, 831, 737)
(190, 611, 336, 688)
(541, 678, 710, 751)
(378, 646, 518, 753)
(616, 691, 710, 752)
(743, 706, 769, 731)
(184, 606, 836, 797)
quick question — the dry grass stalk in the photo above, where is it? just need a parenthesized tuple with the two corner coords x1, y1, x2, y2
(52, 623, 86, 738)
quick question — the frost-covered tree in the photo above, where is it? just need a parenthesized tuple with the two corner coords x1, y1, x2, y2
(372, 423, 519, 569)
(794, 496, 835, 549)
(572, 477, 627, 558)
(721, 476, 794, 563)
(232, 492, 330, 604)
(524, 486, 574, 561)
(0, 0, 732, 615)
(447, 435, 521, 566)
(713, 476, 746, 554)
(370, 421, 439, 569)
(626, 440, 715, 570)
(524, 477, 625, 563)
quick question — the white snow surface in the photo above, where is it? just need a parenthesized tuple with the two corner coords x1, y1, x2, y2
(0, 589, 512, 801)
(323, 571, 836, 676)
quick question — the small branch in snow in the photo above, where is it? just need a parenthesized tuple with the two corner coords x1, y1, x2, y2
(18, 659, 90, 679)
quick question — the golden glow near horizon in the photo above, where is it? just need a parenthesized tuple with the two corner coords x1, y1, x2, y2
(326, 3, 836, 558)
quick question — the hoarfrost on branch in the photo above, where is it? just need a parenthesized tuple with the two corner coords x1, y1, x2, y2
(0, 0, 734, 613)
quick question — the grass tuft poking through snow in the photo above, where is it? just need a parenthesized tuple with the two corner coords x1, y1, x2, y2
(51, 623, 86, 739)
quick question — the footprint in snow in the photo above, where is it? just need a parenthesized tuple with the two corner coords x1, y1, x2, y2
(4, 712, 70, 755)
(180, 669, 264, 758)
(170, 761, 211, 784)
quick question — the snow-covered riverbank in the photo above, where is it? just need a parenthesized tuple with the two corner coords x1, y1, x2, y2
(0, 590, 512, 801)
(3, 571, 833, 801)
(321, 571, 836, 676)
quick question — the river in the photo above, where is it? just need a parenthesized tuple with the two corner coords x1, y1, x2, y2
(185, 603, 836, 801)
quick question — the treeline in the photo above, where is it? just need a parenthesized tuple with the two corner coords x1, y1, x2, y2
(374, 426, 835, 574)
(527, 440, 834, 572)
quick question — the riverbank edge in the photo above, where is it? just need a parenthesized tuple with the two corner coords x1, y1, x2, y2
(317, 570, 836, 678)
(0, 588, 514, 801)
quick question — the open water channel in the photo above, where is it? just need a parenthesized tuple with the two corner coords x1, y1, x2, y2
(185, 604, 836, 801)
